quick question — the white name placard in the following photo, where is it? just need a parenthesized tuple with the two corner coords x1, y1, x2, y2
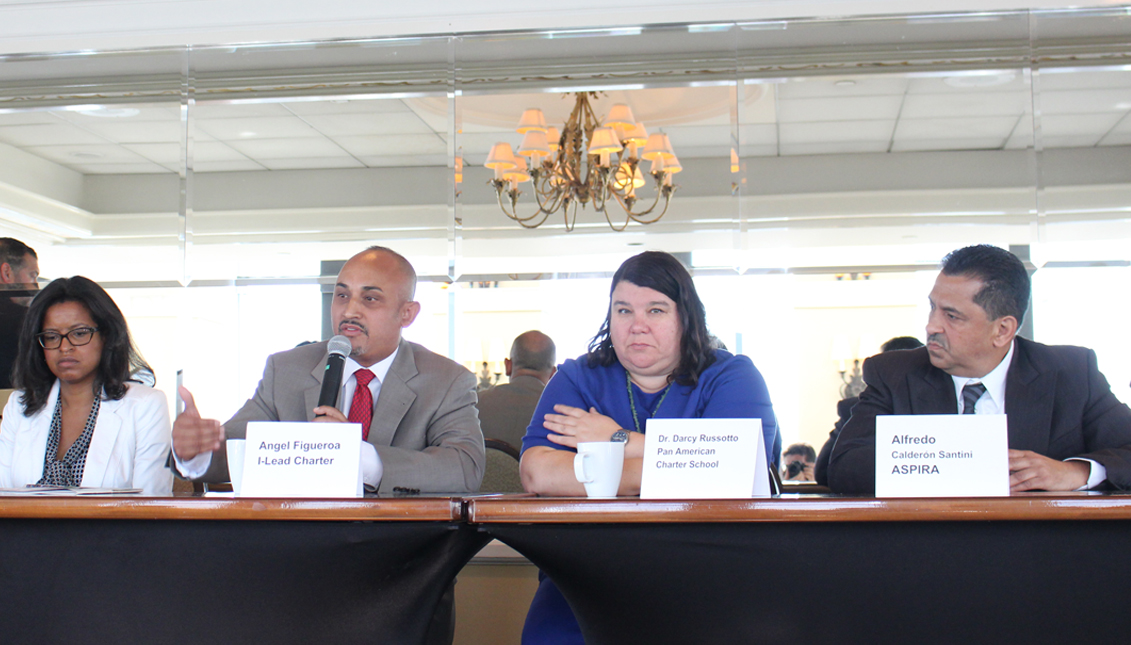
(240, 422, 363, 498)
(641, 418, 769, 499)
(875, 414, 1009, 498)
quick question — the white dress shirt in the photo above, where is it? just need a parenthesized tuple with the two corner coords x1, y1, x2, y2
(950, 339, 1105, 489)
(949, 340, 1013, 415)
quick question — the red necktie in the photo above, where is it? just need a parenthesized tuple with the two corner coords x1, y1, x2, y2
(348, 368, 375, 440)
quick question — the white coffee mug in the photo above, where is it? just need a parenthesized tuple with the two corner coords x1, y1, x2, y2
(573, 441, 625, 498)
(226, 439, 246, 496)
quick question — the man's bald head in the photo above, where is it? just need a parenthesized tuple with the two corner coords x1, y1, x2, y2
(508, 330, 556, 383)
(331, 246, 421, 367)
(355, 246, 417, 303)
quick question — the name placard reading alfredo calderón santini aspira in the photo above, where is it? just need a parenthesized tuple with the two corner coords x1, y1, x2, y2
(875, 414, 1008, 497)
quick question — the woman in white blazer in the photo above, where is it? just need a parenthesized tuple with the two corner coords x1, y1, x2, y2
(0, 276, 172, 495)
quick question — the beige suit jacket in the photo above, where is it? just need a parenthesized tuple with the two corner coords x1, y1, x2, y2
(203, 338, 484, 494)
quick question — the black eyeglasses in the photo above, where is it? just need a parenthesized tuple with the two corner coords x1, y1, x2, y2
(36, 327, 99, 350)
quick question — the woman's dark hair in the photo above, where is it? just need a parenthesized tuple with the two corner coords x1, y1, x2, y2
(587, 251, 715, 386)
(13, 276, 152, 415)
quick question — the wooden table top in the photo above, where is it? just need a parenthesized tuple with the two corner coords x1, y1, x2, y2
(0, 495, 463, 521)
(4, 492, 1131, 523)
(466, 492, 1131, 523)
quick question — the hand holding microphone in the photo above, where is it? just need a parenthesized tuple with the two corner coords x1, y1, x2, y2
(314, 335, 352, 420)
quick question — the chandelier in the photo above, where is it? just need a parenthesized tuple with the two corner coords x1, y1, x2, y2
(484, 92, 680, 232)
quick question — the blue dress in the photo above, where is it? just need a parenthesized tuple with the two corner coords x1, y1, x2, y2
(519, 349, 781, 644)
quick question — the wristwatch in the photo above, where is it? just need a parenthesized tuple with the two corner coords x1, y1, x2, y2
(610, 429, 629, 443)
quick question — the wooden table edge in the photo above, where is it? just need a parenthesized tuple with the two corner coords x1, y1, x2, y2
(0, 496, 464, 521)
(465, 494, 1131, 523)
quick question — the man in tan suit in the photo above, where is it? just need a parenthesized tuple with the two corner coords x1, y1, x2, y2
(172, 246, 484, 494)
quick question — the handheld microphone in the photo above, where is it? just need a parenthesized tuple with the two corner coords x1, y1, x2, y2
(316, 335, 352, 414)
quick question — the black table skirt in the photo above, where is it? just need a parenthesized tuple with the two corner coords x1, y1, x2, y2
(483, 520, 1131, 645)
(0, 519, 490, 645)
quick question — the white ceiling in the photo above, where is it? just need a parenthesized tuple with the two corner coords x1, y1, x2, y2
(1, 64, 1128, 177)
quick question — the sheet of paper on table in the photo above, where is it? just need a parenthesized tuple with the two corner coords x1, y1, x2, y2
(0, 486, 143, 496)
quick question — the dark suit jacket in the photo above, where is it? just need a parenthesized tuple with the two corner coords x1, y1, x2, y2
(827, 337, 1131, 494)
(200, 338, 485, 494)
(0, 298, 26, 389)
(815, 396, 857, 487)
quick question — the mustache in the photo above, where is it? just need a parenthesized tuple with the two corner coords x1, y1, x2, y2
(926, 333, 947, 349)
(337, 321, 368, 336)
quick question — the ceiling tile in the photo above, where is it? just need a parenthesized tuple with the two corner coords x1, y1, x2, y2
(299, 112, 434, 136)
(775, 76, 909, 99)
(282, 98, 414, 115)
(1099, 131, 1131, 146)
(195, 160, 267, 173)
(779, 120, 895, 144)
(1004, 120, 1033, 149)
(357, 154, 449, 168)
(0, 123, 109, 146)
(453, 121, 516, 135)
(894, 116, 1017, 140)
(777, 95, 902, 123)
(123, 142, 179, 164)
(1011, 118, 1033, 136)
(450, 132, 513, 156)
(737, 144, 779, 157)
(890, 137, 1005, 152)
(335, 133, 446, 157)
(779, 141, 889, 156)
(1002, 133, 1032, 150)
(51, 104, 181, 124)
(907, 73, 1027, 95)
(1040, 89, 1131, 115)
(77, 120, 183, 144)
(663, 125, 735, 150)
(739, 124, 777, 146)
(193, 103, 292, 119)
(739, 84, 778, 125)
(69, 162, 171, 174)
(1101, 114, 1131, 135)
(195, 141, 255, 162)
(665, 145, 732, 160)
(1039, 69, 1131, 91)
(0, 111, 59, 126)
(900, 91, 1028, 119)
(1041, 113, 1120, 137)
(126, 141, 251, 164)
(258, 157, 366, 170)
(24, 143, 152, 164)
(196, 116, 323, 140)
(225, 137, 352, 159)
(1039, 134, 1107, 148)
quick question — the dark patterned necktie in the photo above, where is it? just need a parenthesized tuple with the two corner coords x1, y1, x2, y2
(961, 382, 986, 415)
(349, 368, 375, 440)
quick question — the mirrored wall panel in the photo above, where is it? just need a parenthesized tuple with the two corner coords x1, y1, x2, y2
(2, 8, 1130, 448)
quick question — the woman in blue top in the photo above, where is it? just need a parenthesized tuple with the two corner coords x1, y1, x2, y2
(518, 250, 780, 644)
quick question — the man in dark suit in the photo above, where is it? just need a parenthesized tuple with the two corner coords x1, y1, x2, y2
(828, 244, 1131, 495)
(0, 238, 39, 389)
(476, 330, 556, 451)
